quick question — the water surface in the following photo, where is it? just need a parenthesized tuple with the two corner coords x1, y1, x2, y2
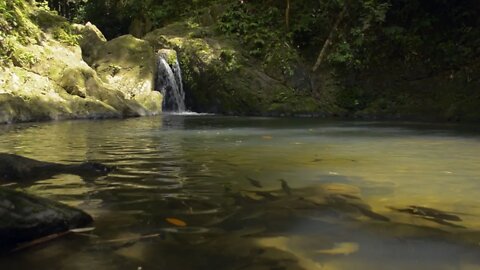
(1, 115, 480, 270)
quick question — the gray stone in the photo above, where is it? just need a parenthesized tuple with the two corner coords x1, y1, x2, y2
(0, 187, 93, 252)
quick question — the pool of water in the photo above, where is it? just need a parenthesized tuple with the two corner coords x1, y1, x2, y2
(1, 115, 480, 270)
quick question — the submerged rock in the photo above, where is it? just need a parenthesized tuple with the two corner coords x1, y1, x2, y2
(0, 187, 93, 252)
(0, 153, 113, 182)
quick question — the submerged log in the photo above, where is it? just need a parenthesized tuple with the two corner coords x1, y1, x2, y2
(0, 153, 114, 182)
(0, 187, 93, 252)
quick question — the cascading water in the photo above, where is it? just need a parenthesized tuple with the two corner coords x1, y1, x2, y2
(155, 50, 186, 112)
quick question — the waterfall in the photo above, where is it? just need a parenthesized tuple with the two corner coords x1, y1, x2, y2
(155, 50, 186, 112)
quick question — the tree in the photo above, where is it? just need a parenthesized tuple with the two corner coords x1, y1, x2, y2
(312, 4, 347, 72)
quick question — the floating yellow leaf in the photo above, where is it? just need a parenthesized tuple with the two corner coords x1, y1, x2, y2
(262, 136, 273, 140)
(70, 227, 96, 233)
(166, 217, 187, 227)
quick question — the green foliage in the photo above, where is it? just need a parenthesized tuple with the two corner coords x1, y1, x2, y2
(14, 48, 38, 67)
(331, 0, 479, 71)
(0, 35, 16, 65)
(0, 0, 38, 40)
(219, 4, 282, 58)
(219, 49, 239, 72)
(326, 0, 391, 69)
(0, 0, 40, 64)
(0, 35, 38, 67)
(52, 23, 80, 45)
(219, 2, 298, 77)
(335, 86, 369, 112)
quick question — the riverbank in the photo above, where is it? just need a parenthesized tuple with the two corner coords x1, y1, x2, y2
(1, 1, 479, 124)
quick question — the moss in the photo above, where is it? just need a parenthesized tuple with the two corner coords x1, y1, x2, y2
(144, 21, 322, 115)
(0, 0, 41, 65)
(268, 92, 320, 115)
(32, 9, 80, 46)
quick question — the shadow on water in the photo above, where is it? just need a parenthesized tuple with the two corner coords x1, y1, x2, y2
(1, 115, 480, 269)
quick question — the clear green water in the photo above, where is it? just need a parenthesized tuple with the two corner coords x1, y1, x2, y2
(1, 115, 480, 270)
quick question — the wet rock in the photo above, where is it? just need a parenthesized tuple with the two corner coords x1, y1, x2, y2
(0, 187, 93, 252)
(0, 153, 114, 182)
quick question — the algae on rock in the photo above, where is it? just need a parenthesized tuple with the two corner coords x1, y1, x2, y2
(144, 22, 322, 116)
(84, 34, 163, 114)
(0, 3, 163, 124)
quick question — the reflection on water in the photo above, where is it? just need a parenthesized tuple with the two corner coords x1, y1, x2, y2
(1, 116, 480, 269)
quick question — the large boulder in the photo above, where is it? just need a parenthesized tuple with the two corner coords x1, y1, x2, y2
(0, 8, 161, 124)
(0, 187, 93, 252)
(144, 22, 321, 116)
(74, 22, 107, 65)
(24, 35, 149, 115)
(86, 35, 163, 114)
(0, 67, 121, 124)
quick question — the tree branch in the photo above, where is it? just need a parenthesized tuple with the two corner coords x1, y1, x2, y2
(312, 5, 347, 72)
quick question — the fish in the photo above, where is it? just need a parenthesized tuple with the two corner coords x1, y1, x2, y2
(246, 176, 263, 188)
(391, 205, 462, 222)
(278, 179, 292, 195)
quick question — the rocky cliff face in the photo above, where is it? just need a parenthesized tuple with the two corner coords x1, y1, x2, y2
(0, 4, 162, 124)
(143, 22, 325, 116)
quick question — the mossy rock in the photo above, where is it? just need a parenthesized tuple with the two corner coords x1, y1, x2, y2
(5, 35, 152, 119)
(1, 5, 161, 124)
(0, 66, 128, 123)
(0, 187, 93, 252)
(74, 22, 107, 65)
(31, 9, 79, 46)
(144, 22, 320, 115)
(89, 35, 162, 114)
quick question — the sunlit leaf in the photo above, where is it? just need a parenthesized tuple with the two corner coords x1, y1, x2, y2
(166, 217, 187, 227)
(70, 227, 95, 233)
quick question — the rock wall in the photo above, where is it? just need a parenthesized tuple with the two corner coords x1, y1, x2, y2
(144, 22, 324, 116)
(0, 7, 162, 124)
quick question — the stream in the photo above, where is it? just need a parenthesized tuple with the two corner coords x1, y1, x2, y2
(1, 115, 480, 270)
